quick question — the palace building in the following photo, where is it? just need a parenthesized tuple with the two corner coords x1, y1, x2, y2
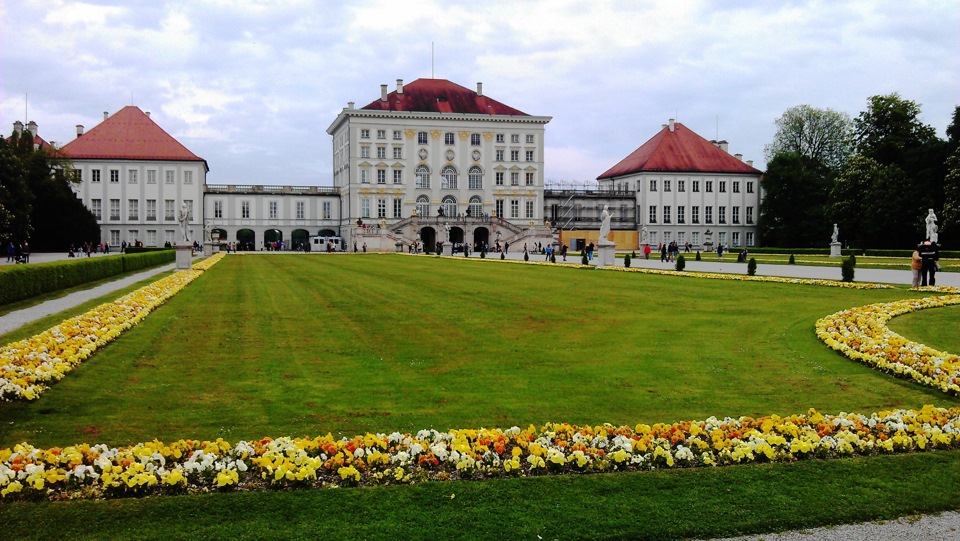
(48, 79, 759, 252)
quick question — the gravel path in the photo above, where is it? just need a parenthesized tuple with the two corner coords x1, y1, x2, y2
(707, 510, 960, 540)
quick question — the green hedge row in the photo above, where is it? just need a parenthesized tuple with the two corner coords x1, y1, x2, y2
(124, 247, 173, 254)
(0, 250, 175, 306)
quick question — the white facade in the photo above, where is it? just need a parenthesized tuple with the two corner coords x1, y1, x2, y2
(72, 160, 205, 247)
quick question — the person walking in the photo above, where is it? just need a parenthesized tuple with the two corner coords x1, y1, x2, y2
(660, 243, 667, 262)
(6, 242, 13, 262)
(910, 248, 923, 289)
(643, 244, 650, 260)
(918, 239, 939, 286)
(717, 243, 724, 260)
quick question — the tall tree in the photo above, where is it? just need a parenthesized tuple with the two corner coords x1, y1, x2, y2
(854, 93, 937, 168)
(942, 146, 960, 240)
(758, 152, 833, 247)
(764, 105, 853, 171)
(0, 137, 34, 243)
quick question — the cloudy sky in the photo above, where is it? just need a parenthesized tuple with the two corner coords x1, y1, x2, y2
(3, 0, 957, 186)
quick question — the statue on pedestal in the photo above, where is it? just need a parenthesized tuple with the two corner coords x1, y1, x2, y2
(444, 222, 451, 242)
(925, 209, 938, 243)
(831, 223, 839, 244)
(177, 202, 191, 242)
(598, 204, 615, 245)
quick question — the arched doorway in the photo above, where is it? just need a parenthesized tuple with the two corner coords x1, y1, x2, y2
(237, 229, 255, 251)
(211, 228, 227, 241)
(473, 227, 490, 250)
(450, 226, 464, 246)
(419, 226, 436, 252)
(292, 229, 309, 251)
(317, 228, 336, 237)
(264, 229, 283, 250)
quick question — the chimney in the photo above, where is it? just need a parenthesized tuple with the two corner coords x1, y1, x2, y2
(145, 111, 151, 118)
(668, 118, 675, 132)
(734, 153, 743, 161)
(746, 160, 754, 167)
(477, 82, 483, 96)
(718, 140, 729, 152)
(76, 125, 84, 137)
(380, 84, 388, 102)
(103, 111, 109, 121)
(26, 121, 38, 139)
(13, 120, 23, 135)
(396, 79, 404, 94)
(348, 101, 355, 109)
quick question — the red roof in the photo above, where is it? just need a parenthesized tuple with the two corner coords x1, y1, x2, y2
(361, 78, 528, 116)
(60, 106, 207, 169)
(5, 133, 53, 150)
(598, 122, 761, 179)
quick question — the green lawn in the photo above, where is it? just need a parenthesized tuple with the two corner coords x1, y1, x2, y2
(1, 254, 959, 539)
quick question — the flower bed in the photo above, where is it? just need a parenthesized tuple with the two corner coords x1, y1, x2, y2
(0, 254, 224, 401)
(816, 294, 960, 395)
(1, 405, 957, 500)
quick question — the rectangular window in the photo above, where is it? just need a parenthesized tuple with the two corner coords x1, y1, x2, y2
(184, 171, 193, 185)
(705, 207, 713, 224)
(393, 199, 402, 218)
(719, 181, 726, 193)
(110, 169, 119, 183)
(323, 201, 331, 220)
(510, 150, 519, 161)
(360, 129, 370, 139)
(648, 205, 657, 223)
(165, 200, 175, 221)
(147, 170, 156, 184)
(496, 199, 504, 218)
(377, 146, 386, 159)
(164, 230, 174, 244)
(129, 170, 138, 184)
(393, 130, 402, 140)
(677, 232, 685, 244)
(471, 133, 481, 146)
(377, 198, 386, 218)
(510, 199, 519, 218)
(110, 199, 120, 220)
(393, 147, 402, 159)
(213, 200, 222, 219)
(377, 129, 386, 139)
(361, 169, 369, 183)
(417, 131, 427, 144)
(91, 199, 102, 220)
(525, 172, 535, 186)
(496, 149, 504, 161)
(241, 201, 250, 219)
(146, 230, 157, 246)
(269, 201, 278, 219)
(525, 150, 534, 162)
(496, 134, 505, 143)
(664, 180, 671, 192)
(496, 172, 504, 186)
(718, 206, 726, 224)
(511, 134, 520, 143)
(165, 171, 175, 184)
(692, 206, 700, 224)
(128, 230, 138, 244)
(692, 232, 699, 245)
(747, 181, 754, 193)
(649, 232, 658, 246)
(732, 232, 740, 246)
(678, 180, 685, 192)
(692, 180, 700, 192)
(650, 180, 657, 192)
(525, 200, 534, 219)
(746, 206, 754, 224)
(663, 206, 671, 224)
(361, 198, 370, 218)
(732, 206, 740, 224)
(510, 172, 519, 186)
(110, 230, 120, 246)
(92, 170, 101, 183)
(393, 169, 403, 184)
(360, 146, 370, 158)
(444, 132, 455, 145)
(663, 232, 671, 244)
(526, 134, 534, 144)
(677, 206, 685, 224)
(377, 169, 386, 184)
(706, 181, 713, 193)
(719, 232, 727, 245)
(733, 181, 740, 193)
(746, 232, 755, 246)
(147, 199, 157, 220)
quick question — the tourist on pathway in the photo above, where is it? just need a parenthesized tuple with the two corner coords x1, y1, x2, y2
(918, 239, 939, 286)
(910, 249, 923, 289)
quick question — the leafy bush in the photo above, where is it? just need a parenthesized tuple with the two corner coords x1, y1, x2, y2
(550, 254, 556, 263)
(624, 254, 631, 268)
(524, 251, 529, 262)
(841, 256, 856, 282)
(747, 257, 757, 276)
(695, 251, 701, 261)
(675, 254, 686, 271)
(788, 254, 796, 264)
(500, 252, 505, 260)
(582, 252, 588, 265)
(480, 250, 486, 259)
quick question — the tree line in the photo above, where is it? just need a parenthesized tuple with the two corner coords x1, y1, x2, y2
(758, 94, 960, 249)
(0, 131, 99, 253)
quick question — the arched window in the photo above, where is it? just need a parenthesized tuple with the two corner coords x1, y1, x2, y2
(441, 166, 458, 189)
(442, 196, 458, 218)
(468, 166, 483, 190)
(468, 196, 483, 218)
(415, 165, 430, 189)
(416, 195, 430, 218)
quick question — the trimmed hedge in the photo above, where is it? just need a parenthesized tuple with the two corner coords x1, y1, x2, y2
(124, 247, 173, 254)
(0, 250, 175, 306)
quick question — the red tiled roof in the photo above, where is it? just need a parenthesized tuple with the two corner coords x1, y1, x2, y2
(60, 106, 207, 169)
(361, 78, 528, 116)
(5, 132, 53, 150)
(598, 122, 761, 179)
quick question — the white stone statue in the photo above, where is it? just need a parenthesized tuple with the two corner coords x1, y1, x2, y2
(925, 209, 938, 243)
(641, 226, 648, 243)
(444, 222, 451, 242)
(204, 221, 213, 242)
(598, 204, 614, 244)
(831, 223, 839, 243)
(177, 202, 191, 242)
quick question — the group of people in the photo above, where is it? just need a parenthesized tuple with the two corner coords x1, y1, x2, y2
(910, 239, 941, 288)
(67, 242, 110, 257)
(5, 241, 29, 264)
